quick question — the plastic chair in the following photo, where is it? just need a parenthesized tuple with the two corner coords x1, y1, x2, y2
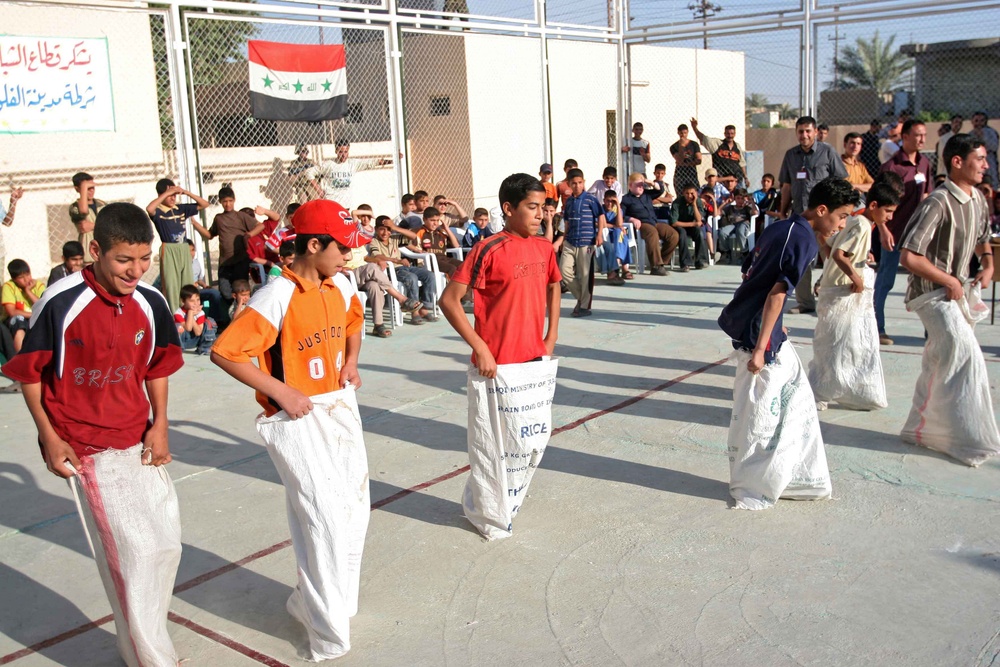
(345, 270, 367, 340)
(400, 247, 446, 316)
(624, 222, 645, 274)
(383, 263, 405, 327)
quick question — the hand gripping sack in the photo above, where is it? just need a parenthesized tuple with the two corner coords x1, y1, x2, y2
(901, 286, 1000, 466)
(729, 344, 832, 510)
(808, 267, 887, 410)
(71, 444, 182, 667)
(256, 386, 370, 661)
(463, 358, 559, 539)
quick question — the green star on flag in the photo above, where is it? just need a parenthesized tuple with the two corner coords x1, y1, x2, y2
(322, 79, 332, 92)
(293, 80, 304, 93)
(263, 74, 273, 88)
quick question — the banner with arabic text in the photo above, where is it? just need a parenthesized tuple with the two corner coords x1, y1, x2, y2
(0, 36, 115, 134)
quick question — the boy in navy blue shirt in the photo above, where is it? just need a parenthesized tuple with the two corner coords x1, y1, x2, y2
(717, 177, 859, 510)
(560, 168, 606, 317)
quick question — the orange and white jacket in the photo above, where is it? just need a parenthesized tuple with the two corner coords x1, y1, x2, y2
(212, 267, 364, 416)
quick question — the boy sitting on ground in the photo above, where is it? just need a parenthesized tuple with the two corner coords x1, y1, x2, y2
(2, 259, 45, 353)
(228, 279, 252, 321)
(176, 283, 217, 354)
(46, 241, 85, 287)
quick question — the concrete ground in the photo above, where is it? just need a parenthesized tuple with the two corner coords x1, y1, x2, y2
(1, 264, 999, 667)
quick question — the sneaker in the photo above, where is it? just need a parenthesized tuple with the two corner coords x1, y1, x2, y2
(607, 271, 626, 286)
(879, 334, 894, 345)
(816, 401, 829, 411)
(788, 306, 816, 315)
(650, 265, 668, 276)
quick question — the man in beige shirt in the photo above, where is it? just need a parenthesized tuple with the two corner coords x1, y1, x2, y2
(841, 133, 873, 193)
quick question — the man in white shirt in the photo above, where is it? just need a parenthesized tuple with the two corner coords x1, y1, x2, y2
(309, 139, 391, 204)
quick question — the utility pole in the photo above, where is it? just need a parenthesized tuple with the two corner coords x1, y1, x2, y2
(828, 23, 843, 88)
(687, 0, 722, 49)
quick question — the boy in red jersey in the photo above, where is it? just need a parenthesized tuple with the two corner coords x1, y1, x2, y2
(2, 202, 184, 666)
(441, 174, 561, 538)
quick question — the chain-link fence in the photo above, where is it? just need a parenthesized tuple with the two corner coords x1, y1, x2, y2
(0, 3, 179, 282)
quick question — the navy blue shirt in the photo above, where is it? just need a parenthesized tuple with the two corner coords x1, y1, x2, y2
(151, 203, 200, 244)
(563, 192, 603, 246)
(462, 225, 494, 249)
(717, 214, 818, 362)
(620, 184, 663, 225)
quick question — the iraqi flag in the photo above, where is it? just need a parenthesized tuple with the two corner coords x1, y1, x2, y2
(248, 40, 348, 122)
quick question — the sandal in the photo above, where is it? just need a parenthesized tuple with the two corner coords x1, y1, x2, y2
(372, 324, 392, 338)
(401, 298, 422, 313)
(623, 269, 635, 280)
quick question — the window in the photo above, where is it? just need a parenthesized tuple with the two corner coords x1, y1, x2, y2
(430, 96, 451, 117)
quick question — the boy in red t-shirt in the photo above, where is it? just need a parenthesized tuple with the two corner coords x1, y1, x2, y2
(441, 173, 561, 377)
(2, 203, 184, 665)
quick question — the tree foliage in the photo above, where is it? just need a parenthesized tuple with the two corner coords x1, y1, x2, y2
(832, 31, 913, 94)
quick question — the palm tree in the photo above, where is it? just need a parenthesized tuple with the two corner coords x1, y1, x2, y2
(834, 31, 913, 95)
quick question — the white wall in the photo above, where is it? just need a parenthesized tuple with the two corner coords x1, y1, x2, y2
(464, 33, 546, 211)
(0, 6, 163, 279)
(629, 45, 745, 185)
(547, 39, 619, 184)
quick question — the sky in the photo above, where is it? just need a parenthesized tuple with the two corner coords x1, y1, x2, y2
(246, 0, 998, 111)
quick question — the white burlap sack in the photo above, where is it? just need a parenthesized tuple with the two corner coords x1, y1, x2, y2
(809, 267, 887, 410)
(72, 443, 182, 667)
(463, 358, 559, 540)
(729, 344, 832, 510)
(901, 286, 1000, 466)
(256, 386, 370, 661)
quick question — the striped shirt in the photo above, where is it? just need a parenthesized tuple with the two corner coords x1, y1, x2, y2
(562, 192, 603, 246)
(212, 267, 363, 416)
(899, 179, 991, 304)
(0, 268, 183, 457)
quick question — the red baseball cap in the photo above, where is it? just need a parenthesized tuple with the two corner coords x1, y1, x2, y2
(291, 199, 372, 249)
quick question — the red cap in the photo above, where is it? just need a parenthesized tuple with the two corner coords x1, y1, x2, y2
(291, 199, 372, 249)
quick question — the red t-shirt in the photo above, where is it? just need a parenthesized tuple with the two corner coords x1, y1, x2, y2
(174, 307, 206, 327)
(1, 268, 184, 458)
(451, 231, 561, 365)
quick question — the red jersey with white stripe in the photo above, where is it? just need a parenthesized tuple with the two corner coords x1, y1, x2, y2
(1, 268, 184, 458)
(174, 307, 206, 327)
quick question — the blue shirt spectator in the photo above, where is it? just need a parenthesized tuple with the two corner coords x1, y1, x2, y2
(563, 192, 603, 247)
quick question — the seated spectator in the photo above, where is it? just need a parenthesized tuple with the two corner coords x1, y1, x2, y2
(587, 166, 625, 200)
(0, 259, 45, 360)
(46, 241, 85, 287)
(600, 190, 630, 285)
(268, 240, 296, 282)
(414, 207, 462, 276)
(752, 173, 780, 239)
(620, 173, 680, 276)
(701, 168, 731, 212)
(3, 259, 45, 353)
(175, 283, 217, 355)
(717, 188, 757, 264)
(370, 217, 437, 324)
(670, 185, 709, 271)
(651, 163, 675, 220)
(433, 195, 470, 228)
(557, 159, 578, 208)
(353, 223, 422, 337)
(227, 280, 252, 322)
(265, 203, 299, 258)
(187, 239, 209, 290)
(462, 208, 494, 249)
(393, 193, 416, 226)
(400, 190, 430, 230)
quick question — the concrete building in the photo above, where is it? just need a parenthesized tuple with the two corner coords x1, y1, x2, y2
(902, 37, 1000, 117)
